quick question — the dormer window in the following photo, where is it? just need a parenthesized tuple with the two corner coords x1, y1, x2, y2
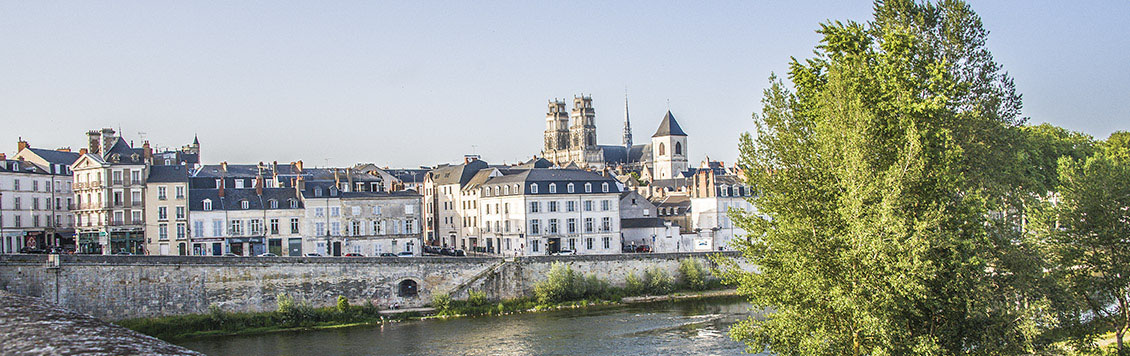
(329, 187, 338, 196)
(241, 200, 250, 209)
(289, 199, 298, 209)
(531, 184, 538, 194)
(602, 182, 610, 193)
(269, 199, 278, 209)
(315, 187, 323, 197)
(585, 183, 592, 193)
(567, 183, 574, 193)
(503, 185, 509, 195)
(203, 199, 212, 211)
(549, 183, 556, 193)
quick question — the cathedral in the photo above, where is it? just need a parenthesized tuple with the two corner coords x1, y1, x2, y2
(541, 95, 688, 180)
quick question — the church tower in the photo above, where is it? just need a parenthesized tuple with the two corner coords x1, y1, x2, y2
(622, 93, 633, 149)
(651, 111, 688, 180)
(568, 95, 602, 169)
(543, 99, 569, 152)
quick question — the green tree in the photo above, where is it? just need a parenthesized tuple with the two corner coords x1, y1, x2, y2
(722, 0, 1047, 354)
(1037, 134, 1130, 353)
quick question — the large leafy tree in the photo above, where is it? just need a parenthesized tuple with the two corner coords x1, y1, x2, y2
(721, 0, 1047, 354)
(1038, 133, 1130, 353)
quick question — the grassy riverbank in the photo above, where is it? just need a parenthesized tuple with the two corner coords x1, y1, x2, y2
(121, 259, 732, 341)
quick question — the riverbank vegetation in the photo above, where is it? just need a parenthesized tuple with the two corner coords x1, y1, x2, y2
(720, 0, 1129, 355)
(118, 294, 419, 341)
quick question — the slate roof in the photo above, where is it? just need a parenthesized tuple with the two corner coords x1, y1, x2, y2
(599, 145, 629, 165)
(628, 144, 651, 164)
(482, 168, 622, 195)
(515, 157, 554, 169)
(0, 160, 48, 175)
(24, 148, 80, 166)
(188, 188, 303, 211)
(147, 165, 189, 183)
(194, 164, 271, 178)
(652, 111, 687, 137)
(341, 190, 422, 199)
(429, 160, 489, 186)
(385, 168, 429, 183)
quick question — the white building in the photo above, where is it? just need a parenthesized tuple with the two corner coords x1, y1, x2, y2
(688, 169, 755, 251)
(4, 143, 80, 253)
(476, 168, 623, 256)
(423, 158, 490, 248)
(188, 184, 305, 256)
(340, 190, 423, 256)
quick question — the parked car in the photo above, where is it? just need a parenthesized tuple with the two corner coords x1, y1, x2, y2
(635, 245, 652, 253)
(622, 245, 636, 253)
(554, 249, 575, 255)
(112, 251, 134, 256)
(344, 253, 364, 257)
(379, 252, 397, 257)
(440, 247, 454, 256)
(222, 252, 240, 257)
(396, 251, 414, 257)
(257, 253, 278, 257)
(453, 249, 466, 257)
(303, 253, 322, 257)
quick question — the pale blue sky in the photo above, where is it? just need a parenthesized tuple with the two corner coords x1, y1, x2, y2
(1, 1, 1126, 168)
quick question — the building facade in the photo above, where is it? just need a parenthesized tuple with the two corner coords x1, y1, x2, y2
(144, 165, 190, 255)
(71, 129, 151, 254)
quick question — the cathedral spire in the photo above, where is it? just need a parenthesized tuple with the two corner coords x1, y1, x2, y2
(622, 90, 633, 149)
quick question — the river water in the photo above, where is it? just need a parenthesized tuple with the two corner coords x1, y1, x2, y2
(178, 296, 765, 356)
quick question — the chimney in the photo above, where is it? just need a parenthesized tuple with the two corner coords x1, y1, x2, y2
(79, 148, 88, 155)
(256, 176, 264, 196)
(464, 157, 470, 164)
(87, 130, 100, 154)
(296, 175, 305, 192)
(100, 128, 115, 155)
(295, 160, 303, 172)
(57, 147, 71, 152)
(142, 141, 152, 162)
(0, 153, 6, 161)
(218, 179, 225, 198)
(16, 137, 29, 152)
(220, 161, 228, 172)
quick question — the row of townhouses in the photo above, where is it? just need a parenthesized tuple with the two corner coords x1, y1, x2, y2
(0, 94, 759, 256)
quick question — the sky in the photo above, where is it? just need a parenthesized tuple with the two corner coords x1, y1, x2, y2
(1, 1, 1127, 168)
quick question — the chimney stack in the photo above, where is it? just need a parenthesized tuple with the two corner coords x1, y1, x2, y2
(256, 176, 264, 196)
(220, 161, 228, 172)
(0, 153, 6, 161)
(142, 141, 152, 162)
(79, 148, 88, 155)
(100, 128, 115, 155)
(296, 175, 305, 192)
(56, 147, 71, 152)
(86, 130, 100, 154)
(16, 137, 29, 152)
(218, 179, 225, 198)
(295, 160, 303, 172)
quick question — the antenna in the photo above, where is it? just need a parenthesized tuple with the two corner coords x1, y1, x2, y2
(137, 131, 147, 142)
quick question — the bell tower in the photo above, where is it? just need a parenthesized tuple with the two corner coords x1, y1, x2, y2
(543, 99, 570, 162)
(651, 111, 688, 180)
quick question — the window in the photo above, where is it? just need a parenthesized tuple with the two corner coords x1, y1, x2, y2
(175, 186, 185, 199)
(290, 218, 299, 234)
(290, 199, 298, 209)
(113, 171, 123, 184)
(239, 200, 249, 209)
(586, 238, 593, 250)
(132, 210, 142, 223)
(675, 142, 682, 155)
(603, 237, 610, 249)
(602, 182, 610, 193)
(158, 186, 167, 200)
(331, 207, 340, 217)
(406, 204, 416, 214)
(503, 185, 509, 195)
(601, 217, 611, 232)
(234, 179, 245, 189)
(203, 199, 212, 211)
(213, 220, 223, 236)
(229, 220, 243, 236)
(549, 219, 558, 234)
(659, 142, 666, 156)
(159, 224, 168, 240)
(567, 218, 576, 233)
(158, 207, 168, 220)
(566, 201, 575, 212)
(584, 183, 592, 192)
(12, 179, 19, 191)
(567, 183, 574, 193)
(549, 183, 556, 193)
(531, 184, 538, 194)
(530, 219, 541, 235)
(131, 170, 140, 184)
(529, 202, 540, 213)
(315, 207, 324, 217)
(602, 200, 611, 211)
(585, 218, 594, 233)
(32, 180, 39, 192)
(548, 201, 558, 212)
(504, 220, 510, 233)
(372, 206, 382, 215)
(176, 206, 185, 220)
(584, 200, 593, 211)
(270, 219, 280, 235)
(533, 240, 540, 252)
(315, 222, 326, 236)
(176, 223, 186, 239)
(193, 221, 204, 237)
(270, 200, 279, 209)
(250, 219, 262, 235)
(331, 221, 341, 235)
(351, 220, 362, 235)
(131, 191, 141, 206)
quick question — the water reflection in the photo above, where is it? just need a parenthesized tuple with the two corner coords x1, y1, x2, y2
(179, 296, 765, 356)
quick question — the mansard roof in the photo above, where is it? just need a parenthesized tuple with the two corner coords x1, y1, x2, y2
(23, 148, 80, 167)
(147, 165, 189, 183)
(652, 111, 687, 137)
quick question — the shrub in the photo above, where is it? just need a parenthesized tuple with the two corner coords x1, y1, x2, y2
(678, 258, 706, 291)
(468, 290, 488, 307)
(432, 292, 452, 313)
(644, 267, 672, 295)
(625, 273, 644, 295)
(276, 293, 295, 313)
(336, 295, 350, 313)
(534, 262, 614, 305)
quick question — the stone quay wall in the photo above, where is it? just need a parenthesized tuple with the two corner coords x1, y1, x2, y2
(0, 252, 739, 321)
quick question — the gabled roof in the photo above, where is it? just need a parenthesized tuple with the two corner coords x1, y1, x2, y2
(652, 111, 687, 137)
(429, 160, 490, 186)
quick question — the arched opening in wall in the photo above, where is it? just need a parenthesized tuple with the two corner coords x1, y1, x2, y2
(658, 142, 666, 156)
(675, 142, 682, 155)
(398, 279, 419, 298)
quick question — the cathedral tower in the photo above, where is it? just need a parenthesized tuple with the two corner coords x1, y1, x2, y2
(569, 95, 597, 149)
(622, 93, 633, 149)
(543, 99, 569, 152)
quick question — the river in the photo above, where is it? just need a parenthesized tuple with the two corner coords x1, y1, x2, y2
(178, 296, 766, 356)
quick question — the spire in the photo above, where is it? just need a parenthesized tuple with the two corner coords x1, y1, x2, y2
(622, 89, 633, 148)
(193, 134, 199, 145)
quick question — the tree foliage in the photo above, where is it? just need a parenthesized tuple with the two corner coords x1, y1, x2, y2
(723, 0, 1052, 354)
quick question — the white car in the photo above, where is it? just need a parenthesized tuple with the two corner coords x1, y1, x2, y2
(396, 251, 414, 257)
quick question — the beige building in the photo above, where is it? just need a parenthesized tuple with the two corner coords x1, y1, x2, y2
(71, 129, 151, 254)
(144, 165, 190, 255)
